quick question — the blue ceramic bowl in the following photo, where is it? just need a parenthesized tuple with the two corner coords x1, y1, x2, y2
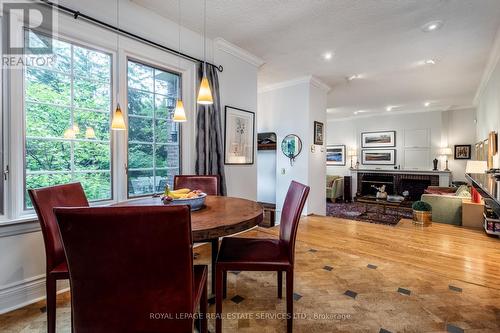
(165, 193, 207, 211)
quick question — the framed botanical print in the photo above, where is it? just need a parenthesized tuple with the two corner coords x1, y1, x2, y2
(314, 121, 324, 145)
(326, 145, 346, 166)
(224, 106, 255, 165)
(361, 149, 396, 165)
(454, 145, 471, 160)
(361, 131, 396, 148)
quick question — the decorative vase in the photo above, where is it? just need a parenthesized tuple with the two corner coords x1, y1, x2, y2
(413, 210, 432, 226)
(433, 158, 438, 171)
(376, 191, 388, 200)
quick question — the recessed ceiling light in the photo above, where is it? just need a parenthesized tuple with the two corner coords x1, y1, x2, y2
(354, 110, 368, 115)
(323, 52, 333, 60)
(347, 74, 363, 81)
(386, 106, 394, 112)
(422, 20, 443, 33)
(424, 102, 431, 107)
(424, 59, 436, 65)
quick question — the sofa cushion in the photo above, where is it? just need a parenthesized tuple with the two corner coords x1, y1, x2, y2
(455, 185, 471, 198)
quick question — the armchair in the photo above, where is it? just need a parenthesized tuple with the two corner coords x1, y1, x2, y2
(326, 175, 344, 202)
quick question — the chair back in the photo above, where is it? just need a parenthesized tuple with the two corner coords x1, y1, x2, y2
(28, 183, 89, 273)
(174, 175, 220, 195)
(279, 181, 310, 264)
(54, 205, 195, 333)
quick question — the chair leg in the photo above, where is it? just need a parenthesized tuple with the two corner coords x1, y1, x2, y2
(46, 275, 56, 333)
(200, 277, 208, 333)
(215, 266, 224, 333)
(277, 271, 283, 299)
(286, 270, 294, 333)
(223, 270, 227, 299)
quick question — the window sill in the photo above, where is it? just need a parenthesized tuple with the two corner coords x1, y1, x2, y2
(0, 215, 40, 238)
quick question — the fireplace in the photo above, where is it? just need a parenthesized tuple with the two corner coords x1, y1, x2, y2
(357, 171, 439, 201)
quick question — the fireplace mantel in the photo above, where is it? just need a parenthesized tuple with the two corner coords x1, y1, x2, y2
(350, 168, 451, 176)
(349, 169, 452, 200)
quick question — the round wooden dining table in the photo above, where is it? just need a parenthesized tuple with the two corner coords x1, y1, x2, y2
(112, 195, 264, 297)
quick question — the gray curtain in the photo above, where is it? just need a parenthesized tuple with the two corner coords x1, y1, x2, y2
(195, 64, 227, 196)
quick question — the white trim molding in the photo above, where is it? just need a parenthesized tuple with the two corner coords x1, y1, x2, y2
(259, 75, 331, 94)
(474, 26, 500, 105)
(0, 274, 69, 315)
(214, 37, 264, 68)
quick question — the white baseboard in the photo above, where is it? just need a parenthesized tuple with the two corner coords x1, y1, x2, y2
(0, 274, 69, 315)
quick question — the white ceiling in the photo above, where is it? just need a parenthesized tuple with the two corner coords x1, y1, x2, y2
(133, 0, 500, 119)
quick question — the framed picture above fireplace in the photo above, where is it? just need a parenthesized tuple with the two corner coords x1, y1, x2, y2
(361, 149, 396, 165)
(361, 130, 396, 148)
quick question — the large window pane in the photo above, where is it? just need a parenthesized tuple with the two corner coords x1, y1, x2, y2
(24, 32, 112, 207)
(127, 60, 181, 197)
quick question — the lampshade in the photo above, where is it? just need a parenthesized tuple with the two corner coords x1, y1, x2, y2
(85, 127, 96, 139)
(63, 128, 76, 139)
(111, 104, 126, 130)
(466, 160, 488, 174)
(197, 76, 213, 105)
(173, 99, 187, 122)
(347, 148, 357, 157)
(439, 147, 453, 156)
(72, 124, 80, 134)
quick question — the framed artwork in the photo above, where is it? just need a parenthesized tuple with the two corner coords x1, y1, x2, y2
(314, 121, 324, 145)
(326, 145, 346, 166)
(361, 149, 396, 165)
(224, 106, 255, 165)
(454, 145, 471, 160)
(361, 131, 396, 148)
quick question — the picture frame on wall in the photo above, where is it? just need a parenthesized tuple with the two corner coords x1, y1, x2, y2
(326, 145, 346, 165)
(361, 130, 396, 148)
(224, 106, 255, 165)
(313, 121, 324, 145)
(454, 145, 471, 160)
(361, 149, 396, 165)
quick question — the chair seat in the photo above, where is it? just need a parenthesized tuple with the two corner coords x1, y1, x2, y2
(193, 265, 208, 307)
(217, 238, 291, 270)
(49, 261, 69, 279)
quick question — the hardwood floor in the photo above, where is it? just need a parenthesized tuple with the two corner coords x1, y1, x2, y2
(1, 216, 499, 332)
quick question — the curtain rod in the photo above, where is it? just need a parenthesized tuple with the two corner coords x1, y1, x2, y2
(38, 0, 223, 72)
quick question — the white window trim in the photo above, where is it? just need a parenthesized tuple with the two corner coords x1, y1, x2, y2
(1, 11, 197, 225)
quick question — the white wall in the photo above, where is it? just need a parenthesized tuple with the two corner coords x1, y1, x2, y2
(258, 78, 328, 219)
(326, 109, 476, 181)
(476, 43, 500, 169)
(0, 0, 261, 314)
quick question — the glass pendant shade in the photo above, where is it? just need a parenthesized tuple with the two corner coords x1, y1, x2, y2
(111, 104, 126, 130)
(197, 75, 213, 105)
(173, 99, 187, 122)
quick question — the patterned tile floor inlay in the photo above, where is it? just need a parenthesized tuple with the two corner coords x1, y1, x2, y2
(397, 287, 411, 296)
(292, 293, 302, 301)
(1, 216, 500, 332)
(448, 285, 463, 293)
(367, 264, 378, 269)
(343, 290, 358, 299)
(322, 265, 333, 271)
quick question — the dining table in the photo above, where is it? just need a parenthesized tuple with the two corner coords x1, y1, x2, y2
(112, 195, 264, 299)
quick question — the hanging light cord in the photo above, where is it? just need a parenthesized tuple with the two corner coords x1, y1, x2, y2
(116, 0, 120, 105)
(178, 0, 182, 96)
(203, 0, 207, 76)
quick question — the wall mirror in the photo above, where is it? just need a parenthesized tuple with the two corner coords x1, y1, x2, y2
(281, 134, 302, 165)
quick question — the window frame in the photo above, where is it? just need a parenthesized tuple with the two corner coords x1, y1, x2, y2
(22, 29, 115, 209)
(125, 57, 183, 198)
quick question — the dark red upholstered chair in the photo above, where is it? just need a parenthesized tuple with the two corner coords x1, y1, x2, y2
(54, 205, 208, 333)
(174, 175, 220, 196)
(215, 181, 310, 333)
(28, 183, 89, 333)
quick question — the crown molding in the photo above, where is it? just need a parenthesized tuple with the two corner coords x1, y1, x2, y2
(473, 26, 500, 105)
(213, 38, 264, 68)
(259, 75, 331, 94)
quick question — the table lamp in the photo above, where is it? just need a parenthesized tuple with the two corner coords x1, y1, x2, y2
(347, 147, 357, 169)
(466, 160, 488, 203)
(439, 147, 453, 171)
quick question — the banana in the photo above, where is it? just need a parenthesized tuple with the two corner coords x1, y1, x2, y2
(170, 188, 190, 194)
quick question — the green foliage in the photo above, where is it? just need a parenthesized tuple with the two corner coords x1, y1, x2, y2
(412, 201, 432, 212)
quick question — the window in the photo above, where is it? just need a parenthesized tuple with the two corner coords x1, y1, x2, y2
(127, 60, 180, 197)
(24, 31, 112, 207)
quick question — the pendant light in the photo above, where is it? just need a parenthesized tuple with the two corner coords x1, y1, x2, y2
(85, 127, 96, 139)
(173, 0, 187, 122)
(111, 0, 126, 130)
(196, 0, 213, 105)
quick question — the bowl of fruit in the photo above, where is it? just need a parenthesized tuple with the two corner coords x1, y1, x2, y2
(161, 187, 207, 211)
